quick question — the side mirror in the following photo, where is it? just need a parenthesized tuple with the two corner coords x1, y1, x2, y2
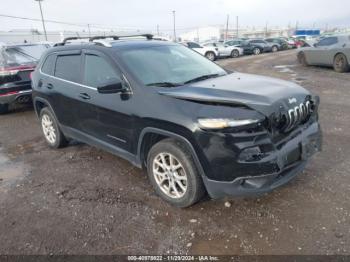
(97, 78, 126, 94)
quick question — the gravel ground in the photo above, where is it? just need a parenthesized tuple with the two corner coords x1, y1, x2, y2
(0, 50, 349, 255)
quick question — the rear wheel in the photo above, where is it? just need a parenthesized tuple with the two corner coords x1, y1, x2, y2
(231, 49, 239, 58)
(298, 52, 308, 66)
(205, 51, 216, 61)
(333, 53, 349, 73)
(40, 107, 67, 148)
(253, 47, 261, 55)
(0, 104, 9, 114)
(147, 139, 205, 207)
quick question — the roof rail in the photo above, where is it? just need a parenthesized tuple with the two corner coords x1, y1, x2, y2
(55, 34, 154, 47)
(89, 34, 153, 41)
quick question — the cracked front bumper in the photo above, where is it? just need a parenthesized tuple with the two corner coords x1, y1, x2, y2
(201, 121, 322, 199)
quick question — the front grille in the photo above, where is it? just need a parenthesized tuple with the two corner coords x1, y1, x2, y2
(278, 100, 313, 133)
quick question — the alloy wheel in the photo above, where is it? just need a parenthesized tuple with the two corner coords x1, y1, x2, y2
(41, 114, 56, 144)
(206, 52, 215, 61)
(152, 152, 188, 199)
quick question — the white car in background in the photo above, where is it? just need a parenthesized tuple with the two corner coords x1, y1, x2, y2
(181, 41, 219, 61)
(202, 42, 243, 58)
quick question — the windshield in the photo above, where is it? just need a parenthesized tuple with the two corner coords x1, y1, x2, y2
(118, 44, 227, 86)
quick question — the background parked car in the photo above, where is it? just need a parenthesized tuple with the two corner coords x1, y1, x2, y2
(297, 35, 350, 72)
(202, 42, 243, 58)
(265, 38, 289, 50)
(182, 41, 219, 61)
(224, 38, 246, 47)
(238, 40, 267, 55)
(0, 43, 49, 113)
(248, 39, 280, 53)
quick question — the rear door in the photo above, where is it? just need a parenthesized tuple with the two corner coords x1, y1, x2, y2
(43, 50, 84, 129)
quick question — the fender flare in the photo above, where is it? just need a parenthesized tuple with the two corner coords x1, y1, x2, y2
(136, 127, 206, 178)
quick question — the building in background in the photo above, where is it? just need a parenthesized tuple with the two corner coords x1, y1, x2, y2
(179, 26, 295, 42)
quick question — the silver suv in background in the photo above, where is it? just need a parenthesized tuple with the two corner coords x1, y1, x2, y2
(202, 42, 243, 58)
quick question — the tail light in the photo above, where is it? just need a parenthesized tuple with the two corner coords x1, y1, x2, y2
(0, 91, 19, 97)
(0, 65, 35, 77)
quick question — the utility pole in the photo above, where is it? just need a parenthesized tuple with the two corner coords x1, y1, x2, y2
(157, 24, 160, 35)
(87, 24, 91, 37)
(265, 21, 268, 38)
(225, 14, 229, 41)
(172, 10, 176, 42)
(236, 16, 239, 38)
(35, 0, 47, 41)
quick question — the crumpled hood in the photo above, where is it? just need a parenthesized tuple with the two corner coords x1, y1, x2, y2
(158, 72, 311, 117)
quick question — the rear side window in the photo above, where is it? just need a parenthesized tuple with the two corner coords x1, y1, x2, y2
(41, 55, 56, 75)
(318, 37, 338, 46)
(54, 55, 81, 83)
(83, 54, 120, 88)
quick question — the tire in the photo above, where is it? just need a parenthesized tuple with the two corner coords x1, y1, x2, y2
(297, 52, 308, 66)
(333, 53, 350, 73)
(0, 104, 9, 114)
(253, 47, 261, 55)
(205, 51, 216, 61)
(231, 49, 239, 58)
(40, 107, 67, 148)
(147, 138, 206, 208)
(272, 45, 278, 52)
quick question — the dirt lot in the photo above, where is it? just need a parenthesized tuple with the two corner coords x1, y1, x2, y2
(0, 50, 349, 255)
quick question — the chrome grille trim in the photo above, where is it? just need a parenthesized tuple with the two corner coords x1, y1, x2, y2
(283, 100, 312, 132)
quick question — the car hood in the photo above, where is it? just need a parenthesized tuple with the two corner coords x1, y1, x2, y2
(158, 72, 311, 117)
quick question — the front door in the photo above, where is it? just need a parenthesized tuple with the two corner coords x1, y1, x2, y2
(80, 50, 135, 152)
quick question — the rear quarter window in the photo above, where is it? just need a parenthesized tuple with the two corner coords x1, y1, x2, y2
(54, 54, 81, 83)
(41, 54, 56, 75)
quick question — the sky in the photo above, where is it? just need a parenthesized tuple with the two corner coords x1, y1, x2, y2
(0, 0, 350, 33)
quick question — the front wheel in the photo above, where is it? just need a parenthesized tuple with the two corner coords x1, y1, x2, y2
(205, 51, 216, 61)
(0, 104, 9, 114)
(333, 53, 350, 73)
(40, 107, 67, 148)
(253, 47, 261, 55)
(272, 45, 278, 52)
(147, 139, 205, 208)
(231, 49, 239, 58)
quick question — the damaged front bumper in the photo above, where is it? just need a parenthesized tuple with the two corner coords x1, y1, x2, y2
(200, 121, 322, 199)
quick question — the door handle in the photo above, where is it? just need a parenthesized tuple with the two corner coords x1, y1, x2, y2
(79, 93, 91, 100)
(46, 83, 54, 89)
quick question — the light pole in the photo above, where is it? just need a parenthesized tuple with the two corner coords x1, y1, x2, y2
(35, 0, 48, 41)
(172, 10, 176, 42)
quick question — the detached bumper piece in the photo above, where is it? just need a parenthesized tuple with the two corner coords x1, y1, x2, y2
(204, 121, 322, 199)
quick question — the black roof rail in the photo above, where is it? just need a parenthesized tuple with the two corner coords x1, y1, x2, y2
(89, 34, 153, 41)
(54, 34, 154, 47)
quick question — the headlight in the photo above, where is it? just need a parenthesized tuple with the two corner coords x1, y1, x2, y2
(198, 118, 260, 129)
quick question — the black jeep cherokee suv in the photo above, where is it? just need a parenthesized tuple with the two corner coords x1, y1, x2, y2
(32, 35, 322, 207)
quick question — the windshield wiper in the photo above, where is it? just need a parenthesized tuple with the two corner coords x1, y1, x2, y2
(183, 73, 222, 84)
(146, 82, 181, 87)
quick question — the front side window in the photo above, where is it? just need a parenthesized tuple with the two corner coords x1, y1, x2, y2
(54, 54, 81, 83)
(118, 44, 227, 86)
(83, 54, 120, 88)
